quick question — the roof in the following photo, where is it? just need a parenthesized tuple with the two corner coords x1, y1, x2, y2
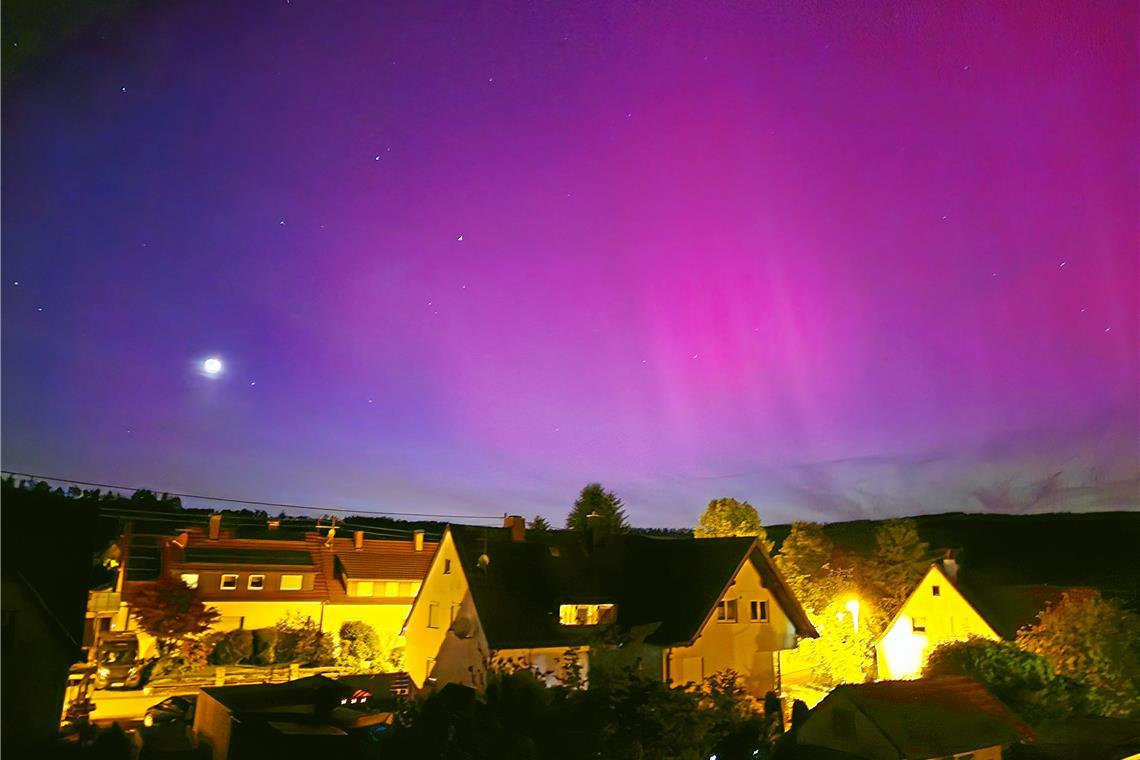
(145, 526, 439, 604)
(883, 561, 1081, 643)
(814, 676, 1033, 758)
(448, 525, 816, 649)
(954, 576, 1077, 640)
(202, 673, 413, 714)
(183, 547, 314, 566)
(334, 541, 436, 579)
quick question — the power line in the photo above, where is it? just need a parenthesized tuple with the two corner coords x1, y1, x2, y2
(2, 470, 503, 522)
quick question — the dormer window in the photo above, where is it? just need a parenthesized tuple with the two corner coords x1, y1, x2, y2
(248, 575, 265, 591)
(220, 574, 238, 591)
(932, 585, 941, 596)
(559, 604, 616, 626)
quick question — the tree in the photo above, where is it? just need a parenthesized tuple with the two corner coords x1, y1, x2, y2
(693, 498, 773, 551)
(130, 574, 219, 656)
(529, 515, 552, 532)
(275, 613, 334, 666)
(566, 483, 628, 534)
(1016, 590, 1140, 717)
(775, 522, 836, 614)
(865, 519, 929, 615)
(780, 598, 875, 689)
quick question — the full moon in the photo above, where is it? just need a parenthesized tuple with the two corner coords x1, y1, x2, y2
(203, 357, 223, 375)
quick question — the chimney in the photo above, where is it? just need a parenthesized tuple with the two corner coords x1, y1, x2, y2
(504, 515, 526, 543)
(942, 550, 959, 582)
(208, 514, 222, 540)
(354, 530, 364, 550)
(413, 530, 425, 552)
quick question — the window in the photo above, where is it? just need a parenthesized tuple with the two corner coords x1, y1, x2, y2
(443, 559, 451, 574)
(248, 575, 265, 591)
(385, 581, 400, 597)
(716, 598, 738, 623)
(750, 600, 769, 622)
(355, 581, 374, 597)
(180, 573, 199, 589)
(220, 574, 238, 590)
(932, 585, 941, 596)
(558, 604, 617, 625)
(399, 582, 413, 596)
(280, 574, 303, 591)
(428, 602, 440, 628)
(912, 617, 927, 633)
(832, 707, 856, 739)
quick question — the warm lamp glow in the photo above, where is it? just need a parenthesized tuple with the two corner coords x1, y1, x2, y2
(881, 614, 927, 679)
(845, 598, 860, 633)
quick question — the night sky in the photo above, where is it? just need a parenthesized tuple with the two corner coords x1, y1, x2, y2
(3, 1, 1137, 527)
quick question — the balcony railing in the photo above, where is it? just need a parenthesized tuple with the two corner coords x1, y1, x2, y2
(88, 591, 121, 614)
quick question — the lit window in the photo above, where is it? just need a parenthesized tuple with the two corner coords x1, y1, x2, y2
(932, 585, 941, 597)
(750, 600, 769, 622)
(180, 574, 199, 589)
(428, 602, 439, 628)
(912, 617, 927, 633)
(220, 574, 238, 591)
(356, 581, 374, 597)
(385, 581, 400, 597)
(444, 559, 451, 574)
(558, 604, 617, 625)
(409, 581, 422, 596)
(280, 574, 303, 591)
(248, 575, 265, 591)
(399, 582, 413, 596)
(716, 599, 738, 623)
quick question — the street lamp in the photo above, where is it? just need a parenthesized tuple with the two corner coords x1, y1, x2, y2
(845, 598, 861, 633)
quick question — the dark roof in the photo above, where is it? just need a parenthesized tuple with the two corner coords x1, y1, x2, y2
(954, 577, 1074, 640)
(449, 525, 816, 649)
(202, 673, 414, 712)
(182, 547, 314, 566)
(814, 676, 1033, 758)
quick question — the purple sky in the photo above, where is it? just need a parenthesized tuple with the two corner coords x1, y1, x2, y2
(3, 1, 1137, 527)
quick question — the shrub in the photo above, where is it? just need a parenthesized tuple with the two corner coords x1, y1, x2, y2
(275, 613, 335, 666)
(251, 628, 278, 666)
(337, 620, 388, 672)
(210, 629, 254, 666)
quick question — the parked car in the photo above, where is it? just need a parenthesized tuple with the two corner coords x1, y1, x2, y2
(143, 695, 197, 728)
(94, 633, 142, 690)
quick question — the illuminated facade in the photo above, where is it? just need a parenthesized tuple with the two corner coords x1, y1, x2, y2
(874, 561, 999, 680)
(115, 516, 437, 650)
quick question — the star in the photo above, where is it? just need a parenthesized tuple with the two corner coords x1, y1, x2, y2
(279, 219, 286, 226)
(691, 353, 699, 359)
(36, 307, 43, 312)
(121, 86, 127, 93)
(249, 381, 256, 387)
(12, 281, 18, 286)
(1060, 261, 1067, 268)
(1104, 327, 1112, 333)
(457, 234, 464, 242)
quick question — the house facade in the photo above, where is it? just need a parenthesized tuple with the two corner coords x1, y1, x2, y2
(875, 561, 999, 679)
(403, 517, 816, 694)
(112, 515, 437, 655)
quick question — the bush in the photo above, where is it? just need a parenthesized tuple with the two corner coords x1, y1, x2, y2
(337, 620, 387, 672)
(251, 628, 278, 666)
(275, 613, 335, 666)
(210, 629, 254, 666)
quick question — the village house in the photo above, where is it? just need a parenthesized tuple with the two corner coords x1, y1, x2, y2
(403, 517, 817, 694)
(795, 676, 1034, 759)
(102, 514, 438, 657)
(875, 555, 1078, 680)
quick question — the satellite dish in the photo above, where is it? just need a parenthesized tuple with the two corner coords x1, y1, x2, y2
(477, 553, 490, 570)
(451, 616, 477, 639)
